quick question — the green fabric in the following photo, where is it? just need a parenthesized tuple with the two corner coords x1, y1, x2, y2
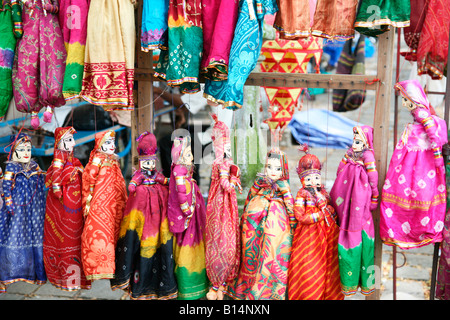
(0, 2, 17, 119)
(155, 25, 203, 94)
(338, 230, 375, 295)
(175, 266, 209, 300)
(354, 0, 410, 37)
(63, 61, 84, 99)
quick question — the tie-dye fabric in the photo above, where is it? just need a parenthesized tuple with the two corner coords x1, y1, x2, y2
(167, 164, 208, 300)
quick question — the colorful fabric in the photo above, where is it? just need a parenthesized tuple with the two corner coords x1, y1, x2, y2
(436, 145, 450, 300)
(80, 0, 135, 110)
(354, 0, 410, 37)
(0, 136, 47, 287)
(288, 187, 343, 300)
(380, 81, 447, 249)
(205, 115, 240, 293)
(203, 0, 278, 110)
(227, 174, 294, 300)
(111, 171, 177, 300)
(58, 0, 90, 100)
(330, 126, 378, 295)
(0, 0, 21, 120)
(154, 0, 203, 94)
(12, 0, 66, 123)
(274, 0, 358, 40)
(416, 0, 450, 80)
(141, 0, 168, 51)
(43, 132, 90, 291)
(200, 0, 239, 81)
(168, 163, 208, 300)
(81, 130, 128, 280)
(400, 0, 428, 61)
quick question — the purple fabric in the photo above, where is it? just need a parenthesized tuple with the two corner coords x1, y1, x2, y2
(12, 2, 66, 114)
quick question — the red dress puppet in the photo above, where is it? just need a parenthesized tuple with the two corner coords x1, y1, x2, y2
(81, 130, 128, 281)
(205, 113, 242, 300)
(43, 126, 91, 291)
(288, 146, 343, 300)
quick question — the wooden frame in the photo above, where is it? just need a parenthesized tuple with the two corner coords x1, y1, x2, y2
(132, 1, 396, 300)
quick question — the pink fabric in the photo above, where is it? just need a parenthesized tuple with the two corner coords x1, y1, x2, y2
(395, 79, 430, 110)
(200, 0, 239, 76)
(380, 108, 448, 249)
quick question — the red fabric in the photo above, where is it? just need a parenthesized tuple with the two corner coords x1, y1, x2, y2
(81, 131, 127, 280)
(417, 0, 450, 79)
(43, 149, 91, 290)
(205, 160, 240, 289)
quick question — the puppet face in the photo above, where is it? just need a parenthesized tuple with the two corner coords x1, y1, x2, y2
(58, 133, 76, 152)
(303, 173, 321, 188)
(265, 157, 283, 181)
(352, 133, 366, 152)
(180, 145, 194, 165)
(12, 141, 32, 163)
(100, 136, 116, 155)
(140, 159, 156, 172)
(402, 97, 416, 111)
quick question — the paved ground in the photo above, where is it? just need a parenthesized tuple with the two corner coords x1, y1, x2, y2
(0, 36, 446, 301)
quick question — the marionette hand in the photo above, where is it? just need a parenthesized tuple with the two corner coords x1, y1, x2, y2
(315, 191, 327, 209)
(128, 183, 136, 194)
(53, 185, 62, 200)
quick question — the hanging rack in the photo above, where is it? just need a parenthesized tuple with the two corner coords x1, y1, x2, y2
(132, 0, 396, 300)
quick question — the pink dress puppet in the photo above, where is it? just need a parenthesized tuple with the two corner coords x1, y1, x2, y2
(330, 126, 378, 296)
(205, 113, 242, 300)
(12, 0, 66, 129)
(111, 131, 177, 300)
(380, 80, 448, 249)
(167, 135, 208, 300)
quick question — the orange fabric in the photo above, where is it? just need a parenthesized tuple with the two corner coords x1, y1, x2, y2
(288, 188, 343, 300)
(80, 133, 127, 280)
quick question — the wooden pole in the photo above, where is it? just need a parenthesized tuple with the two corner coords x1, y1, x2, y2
(131, 0, 154, 169)
(366, 27, 396, 300)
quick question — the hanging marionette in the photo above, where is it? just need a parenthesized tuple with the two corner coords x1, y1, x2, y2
(288, 144, 343, 300)
(80, 130, 128, 281)
(205, 113, 242, 300)
(227, 131, 295, 300)
(43, 126, 91, 291)
(111, 131, 177, 300)
(12, 0, 66, 129)
(380, 79, 448, 249)
(167, 135, 209, 300)
(329, 125, 378, 296)
(0, 133, 47, 288)
(0, 0, 22, 121)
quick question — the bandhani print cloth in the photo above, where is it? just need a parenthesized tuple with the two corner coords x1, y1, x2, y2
(141, 0, 168, 52)
(154, 0, 203, 94)
(168, 163, 208, 300)
(81, 131, 128, 280)
(203, 0, 278, 110)
(80, 0, 135, 110)
(58, 0, 90, 100)
(43, 127, 91, 291)
(380, 80, 448, 249)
